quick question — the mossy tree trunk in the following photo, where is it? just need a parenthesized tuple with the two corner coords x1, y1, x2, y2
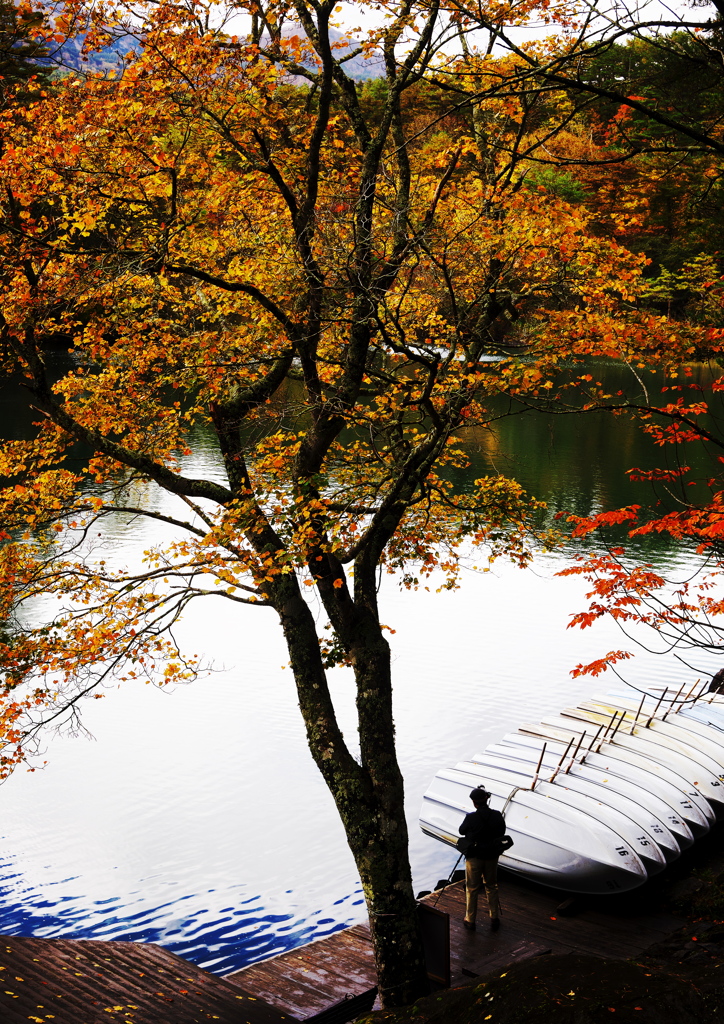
(271, 570, 429, 1007)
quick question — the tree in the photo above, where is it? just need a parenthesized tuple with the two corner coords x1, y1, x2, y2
(445, 0, 724, 261)
(0, 0, 653, 1003)
(434, 0, 724, 681)
(449, 0, 724, 152)
(555, 313, 724, 679)
(0, 0, 52, 103)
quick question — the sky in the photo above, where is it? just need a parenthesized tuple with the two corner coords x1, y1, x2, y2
(217, 0, 719, 64)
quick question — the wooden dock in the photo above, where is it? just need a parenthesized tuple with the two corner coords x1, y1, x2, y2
(0, 875, 688, 1023)
(0, 933, 293, 1024)
(228, 877, 686, 1018)
(228, 922, 379, 1019)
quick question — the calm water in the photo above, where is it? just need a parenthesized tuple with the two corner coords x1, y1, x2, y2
(0, 361, 720, 974)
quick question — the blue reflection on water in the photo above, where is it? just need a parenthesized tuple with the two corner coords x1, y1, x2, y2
(0, 852, 365, 974)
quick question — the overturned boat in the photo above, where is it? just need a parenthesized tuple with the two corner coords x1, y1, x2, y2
(420, 681, 724, 894)
(421, 762, 649, 893)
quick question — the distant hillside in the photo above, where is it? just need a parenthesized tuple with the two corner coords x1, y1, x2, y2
(37, 13, 381, 80)
(271, 22, 383, 80)
(39, 30, 137, 74)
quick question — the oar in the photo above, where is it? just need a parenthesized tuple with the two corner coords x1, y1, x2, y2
(598, 711, 623, 750)
(629, 693, 646, 734)
(531, 742, 547, 790)
(686, 680, 702, 704)
(609, 711, 625, 742)
(549, 737, 574, 782)
(596, 711, 619, 752)
(689, 679, 708, 705)
(580, 725, 603, 764)
(564, 733, 584, 774)
(645, 691, 666, 727)
(662, 681, 687, 720)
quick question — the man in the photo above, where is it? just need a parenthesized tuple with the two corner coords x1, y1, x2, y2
(459, 785, 506, 932)
(708, 667, 724, 694)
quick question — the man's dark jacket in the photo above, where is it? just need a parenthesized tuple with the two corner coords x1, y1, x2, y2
(459, 805, 506, 859)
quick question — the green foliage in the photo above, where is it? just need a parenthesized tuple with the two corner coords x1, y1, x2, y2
(559, 33, 724, 273)
(359, 75, 388, 104)
(640, 254, 724, 323)
(522, 165, 589, 204)
(0, 0, 51, 100)
(580, 33, 724, 133)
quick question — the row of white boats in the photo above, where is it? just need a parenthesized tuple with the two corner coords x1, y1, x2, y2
(420, 685, 724, 894)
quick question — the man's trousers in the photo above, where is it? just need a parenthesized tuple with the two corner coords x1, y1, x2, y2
(464, 856, 500, 923)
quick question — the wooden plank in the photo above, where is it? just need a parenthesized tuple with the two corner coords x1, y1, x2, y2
(0, 934, 294, 1024)
(425, 879, 687, 976)
(232, 930, 378, 1019)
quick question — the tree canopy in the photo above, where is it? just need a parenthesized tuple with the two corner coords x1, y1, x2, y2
(1, 0, 724, 1004)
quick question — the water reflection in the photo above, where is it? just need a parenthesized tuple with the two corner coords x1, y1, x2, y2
(0, 853, 365, 974)
(0, 361, 721, 974)
(463, 360, 723, 538)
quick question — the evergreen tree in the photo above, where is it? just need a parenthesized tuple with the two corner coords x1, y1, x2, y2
(0, 0, 51, 102)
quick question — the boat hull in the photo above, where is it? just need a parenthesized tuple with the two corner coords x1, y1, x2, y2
(480, 742, 682, 858)
(582, 699, 724, 776)
(421, 765, 648, 895)
(420, 683, 724, 894)
(550, 710, 724, 807)
(462, 755, 667, 870)
(497, 732, 695, 847)
(530, 718, 715, 827)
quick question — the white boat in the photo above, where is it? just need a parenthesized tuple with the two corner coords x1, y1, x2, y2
(689, 693, 724, 720)
(524, 719, 715, 829)
(420, 682, 724, 893)
(478, 741, 683, 859)
(495, 731, 695, 847)
(609, 686, 724, 732)
(611, 687, 724, 734)
(595, 691, 724, 736)
(554, 706, 724, 807)
(469, 750, 669, 869)
(675, 702, 724, 731)
(584, 696, 724, 769)
(420, 764, 648, 894)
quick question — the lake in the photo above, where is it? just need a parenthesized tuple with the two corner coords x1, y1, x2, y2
(0, 360, 719, 975)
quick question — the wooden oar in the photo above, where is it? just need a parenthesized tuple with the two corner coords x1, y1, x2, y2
(530, 742, 547, 790)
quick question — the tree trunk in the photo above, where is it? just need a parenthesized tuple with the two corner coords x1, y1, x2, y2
(272, 574, 430, 1007)
(352, 805, 429, 1007)
(347, 628, 430, 1005)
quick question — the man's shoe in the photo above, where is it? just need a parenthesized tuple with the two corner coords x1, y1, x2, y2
(463, 919, 476, 931)
(490, 917, 501, 932)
